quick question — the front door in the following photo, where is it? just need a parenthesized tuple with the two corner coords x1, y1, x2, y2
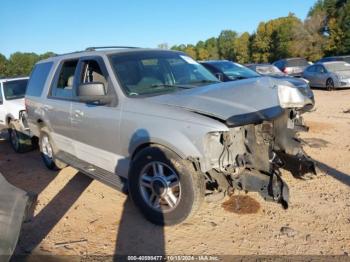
(70, 56, 122, 174)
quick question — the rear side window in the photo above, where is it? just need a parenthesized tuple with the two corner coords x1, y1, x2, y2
(50, 60, 78, 99)
(26, 62, 53, 97)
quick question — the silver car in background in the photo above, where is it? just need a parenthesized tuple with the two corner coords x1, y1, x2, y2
(302, 61, 350, 90)
(273, 58, 310, 77)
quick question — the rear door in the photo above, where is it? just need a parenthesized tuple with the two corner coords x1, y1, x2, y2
(70, 56, 122, 173)
(44, 59, 78, 154)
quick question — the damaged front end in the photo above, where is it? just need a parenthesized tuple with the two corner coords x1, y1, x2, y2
(203, 84, 316, 208)
(204, 121, 290, 208)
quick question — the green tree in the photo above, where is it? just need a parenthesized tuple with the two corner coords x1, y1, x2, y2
(184, 45, 197, 58)
(308, 0, 350, 56)
(39, 52, 56, 60)
(291, 10, 327, 61)
(0, 54, 8, 77)
(251, 22, 271, 62)
(204, 37, 219, 59)
(7, 52, 40, 76)
(234, 32, 250, 63)
(218, 30, 237, 60)
(195, 41, 209, 60)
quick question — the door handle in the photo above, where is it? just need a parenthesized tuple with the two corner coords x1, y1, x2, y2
(74, 110, 84, 117)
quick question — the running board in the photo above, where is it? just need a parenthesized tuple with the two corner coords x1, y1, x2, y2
(56, 152, 128, 194)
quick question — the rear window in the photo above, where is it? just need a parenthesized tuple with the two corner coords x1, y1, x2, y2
(26, 62, 54, 97)
(3, 79, 28, 100)
(286, 59, 309, 67)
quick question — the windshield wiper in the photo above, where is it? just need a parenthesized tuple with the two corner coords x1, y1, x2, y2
(189, 80, 221, 84)
(151, 84, 193, 89)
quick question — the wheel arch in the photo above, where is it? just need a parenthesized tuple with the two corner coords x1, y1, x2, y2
(131, 142, 185, 161)
(6, 114, 14, 126)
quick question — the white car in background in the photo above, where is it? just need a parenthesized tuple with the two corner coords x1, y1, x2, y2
(0, 77, 33, 152)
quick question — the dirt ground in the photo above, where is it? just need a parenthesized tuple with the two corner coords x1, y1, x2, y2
(0, 89, 350, 257)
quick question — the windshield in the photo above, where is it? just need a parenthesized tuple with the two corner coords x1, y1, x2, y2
(3, 79, 28, 100)
(255, 65, 284, 76)
(212, 61, 260, 80)
(109, 52, 220, 96)
(324, 62, 350, 72)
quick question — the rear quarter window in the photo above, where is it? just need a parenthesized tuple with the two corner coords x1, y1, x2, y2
(26, 62, 54, 97)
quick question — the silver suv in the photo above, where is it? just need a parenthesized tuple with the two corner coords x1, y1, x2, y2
(26, 47, 315, 225)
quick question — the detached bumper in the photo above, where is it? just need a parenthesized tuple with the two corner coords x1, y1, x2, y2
(0, 173, 36, 261)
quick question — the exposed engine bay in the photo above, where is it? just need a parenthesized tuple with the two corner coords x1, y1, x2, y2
(203, 108, 317, 208)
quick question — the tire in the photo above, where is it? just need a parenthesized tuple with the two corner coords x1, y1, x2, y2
(326, 78, 334, 91)
(128, 146, 204, 225)
(39, 130, 67, 170)
(8, 122, 33, 153)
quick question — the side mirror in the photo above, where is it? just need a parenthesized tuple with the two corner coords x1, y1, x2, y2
(214, 73, 224, 81)
(77, 82, 112, 105)
(78, 82, 106, 97)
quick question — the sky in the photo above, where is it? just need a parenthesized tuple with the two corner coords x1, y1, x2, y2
(0, 0, 316, 57)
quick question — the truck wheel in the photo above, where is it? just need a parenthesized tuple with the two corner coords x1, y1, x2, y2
(129, 146, 204, 225)
(8, 122, 33, 153)
(39, 131, 67, 170)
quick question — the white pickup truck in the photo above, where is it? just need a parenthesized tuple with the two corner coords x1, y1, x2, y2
(0, 77, 33, 152)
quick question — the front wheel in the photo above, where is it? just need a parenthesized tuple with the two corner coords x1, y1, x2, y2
(129, 146, 204, 225)
(326, 78, 334, 91)
(39, 131, 67, 170)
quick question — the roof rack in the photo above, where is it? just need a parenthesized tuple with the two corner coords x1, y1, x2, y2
(85, 46, 140, 51)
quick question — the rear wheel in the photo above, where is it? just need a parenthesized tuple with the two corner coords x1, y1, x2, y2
(326, 78, 334, 91)
(8, 122, 33, 153)
(39, 131, 67, 170)
(129, 146, 204, 225)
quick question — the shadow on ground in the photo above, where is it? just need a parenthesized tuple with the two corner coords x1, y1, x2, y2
(314, 160, 350, 187)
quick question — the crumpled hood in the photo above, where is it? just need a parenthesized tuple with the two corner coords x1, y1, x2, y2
(272, 75, 307, 87)
(146, 77, 285, 124)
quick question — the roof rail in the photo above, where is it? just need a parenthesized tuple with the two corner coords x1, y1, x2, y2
(85, 46, 140, 51)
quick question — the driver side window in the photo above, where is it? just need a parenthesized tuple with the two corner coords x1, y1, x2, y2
(78, 60, 108, 96)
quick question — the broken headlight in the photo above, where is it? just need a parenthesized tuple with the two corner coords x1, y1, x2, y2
(278, 84, 312, 109)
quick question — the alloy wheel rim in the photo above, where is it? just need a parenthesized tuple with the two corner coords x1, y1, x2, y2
(41, 135, 53, 160)
(327, 79, 334, 89)
(139, 161, 181, 213)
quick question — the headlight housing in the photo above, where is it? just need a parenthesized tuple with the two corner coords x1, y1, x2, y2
(278, 84, 312, 109)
